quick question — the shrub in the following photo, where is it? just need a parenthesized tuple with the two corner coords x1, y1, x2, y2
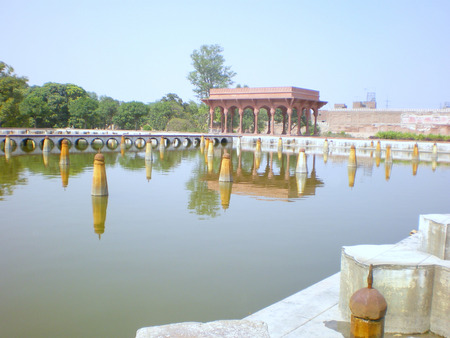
(165, 118, 197, 132)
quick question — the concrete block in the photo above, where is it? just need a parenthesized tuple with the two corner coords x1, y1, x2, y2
(430, 265, 450, 336)
(339, 230, 450, 336)
(136, 320, 269, 338)
(418, 214, 450, 259)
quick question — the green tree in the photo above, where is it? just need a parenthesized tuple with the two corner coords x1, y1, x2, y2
(113, 101, 148, 130)
(187, 44, 236, 99)
(96, 96, 120, 128)
(68, 96, 99, 128)
(147, 97, 185, 131)
(19, 88, 51, 128)
(0, 62, 28, 127)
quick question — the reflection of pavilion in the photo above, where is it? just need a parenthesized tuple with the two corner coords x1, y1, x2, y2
(205, 151, 324, 201)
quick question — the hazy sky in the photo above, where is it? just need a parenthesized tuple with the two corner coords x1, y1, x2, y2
(2, 0, 449, 109)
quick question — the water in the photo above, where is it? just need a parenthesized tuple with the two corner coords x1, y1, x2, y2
(0, 145, 449, 338)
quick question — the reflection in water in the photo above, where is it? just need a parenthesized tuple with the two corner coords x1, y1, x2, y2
(43, 151, 49, 167)
(219, 181, 232, 210)
(385, 161, 392, 181)
(59, 164, 69, 188)
(412, 160, 419, 176)
(145, 160, 152, 181)
(348, 166, 356, 188)
(295, 173, 307, 196)
(92, 195, 108, 239)
(1, 142, 450, 338)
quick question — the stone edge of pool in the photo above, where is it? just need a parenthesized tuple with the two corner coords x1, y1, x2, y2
(136, 213, 449, 337)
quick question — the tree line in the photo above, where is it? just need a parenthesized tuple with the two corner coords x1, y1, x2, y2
(1, 45, 240, 132)
(0, 62, 211, 131)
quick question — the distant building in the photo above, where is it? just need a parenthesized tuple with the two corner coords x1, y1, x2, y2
(352, 100, 377, 109)
(334, 103, 347, 109)
(353, 92, 377, 109)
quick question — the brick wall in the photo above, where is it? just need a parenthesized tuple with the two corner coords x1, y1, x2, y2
(318, 109, 450, 137)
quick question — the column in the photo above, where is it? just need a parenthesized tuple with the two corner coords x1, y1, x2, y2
(209, 107, 214, 131)
(239, 108, 244, 134)
(282, 111, 287, 135)
(313, 107, 318, 135)
(254, 108, 259, 134)
(223, 108, 228, 133)
(297, 108, 303, 136)
(287, 108, 293, 136)
(230, 108, 235, 133)
(270, 108, 275, 135)
(305, 108, 310, 136)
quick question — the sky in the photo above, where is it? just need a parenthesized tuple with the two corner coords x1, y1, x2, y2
(2, 0, 450, 109)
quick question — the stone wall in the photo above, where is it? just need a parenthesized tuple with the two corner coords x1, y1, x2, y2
(318, 109, 450, 137)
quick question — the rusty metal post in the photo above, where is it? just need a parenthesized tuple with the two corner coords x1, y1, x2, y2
(349, 265, 387, 338)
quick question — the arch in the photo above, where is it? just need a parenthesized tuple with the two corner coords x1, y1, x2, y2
(182, 138, 192, 148)
(134, 137, 146, 149)
(193, 137, 201, 147)
(20, 138, 36, 153)
(149, 137, 159, 148)
(123, 137, 133, 149)
(38, 138, 55, 151)
(75, 138, 89, 151)
(173, 137, 181, 148)
(91, 138, 105, 151)
(57, 138, 72, 149)
(1, 138, 17, 152)
(106, 138, 119, 150)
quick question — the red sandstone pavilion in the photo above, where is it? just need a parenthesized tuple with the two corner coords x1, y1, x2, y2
(202, 86, 327, 135)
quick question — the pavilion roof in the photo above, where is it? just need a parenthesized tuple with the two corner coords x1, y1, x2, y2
(205, 86, 321, 101)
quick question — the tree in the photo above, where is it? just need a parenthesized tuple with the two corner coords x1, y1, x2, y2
(113, 101, 148, 130)
(68, 96, 99, 129)
(187, 44, 236, 99)
(19, 88, 51, 128)
(96, 96, 119, 128)
(0, 62, 28, 127)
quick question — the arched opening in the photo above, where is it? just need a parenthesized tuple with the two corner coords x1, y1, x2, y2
(91, 138, 104, 151)
(134, 138, 146, 149)
(38, 138, 55, 151)
(106, 138, 119, 150)
(75, 138, 89, 151)
(57, 138, 72, 149)
(183, 138, 191, 148)
(20, 138, 36, 153)
(1, 138, 17, 152)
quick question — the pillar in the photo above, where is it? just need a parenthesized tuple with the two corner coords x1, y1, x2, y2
(287, 108, 293, 136)
(278, 137, 283, 152)
(254, 108, 259, 134)
(145, 139, 153, 162)
(348, 145, 357, 167)
(412, 143, 419, 161)
(43, 136, 51, 153)
(238, 108, 244, 134)
(223, 108, 228, 133)
(91, 153, 108, 196)
(4, 135, 11, 153)
(209, 107, 214, 131)
(270, 108, 275, 135)
(349, 265, 387, 338)
(208, 139, 214, 157)
(219, 151, 233, 182)
(313, 108, 318, 135)
(282, 111, 287, 135)
(59, 139, 70, 166)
